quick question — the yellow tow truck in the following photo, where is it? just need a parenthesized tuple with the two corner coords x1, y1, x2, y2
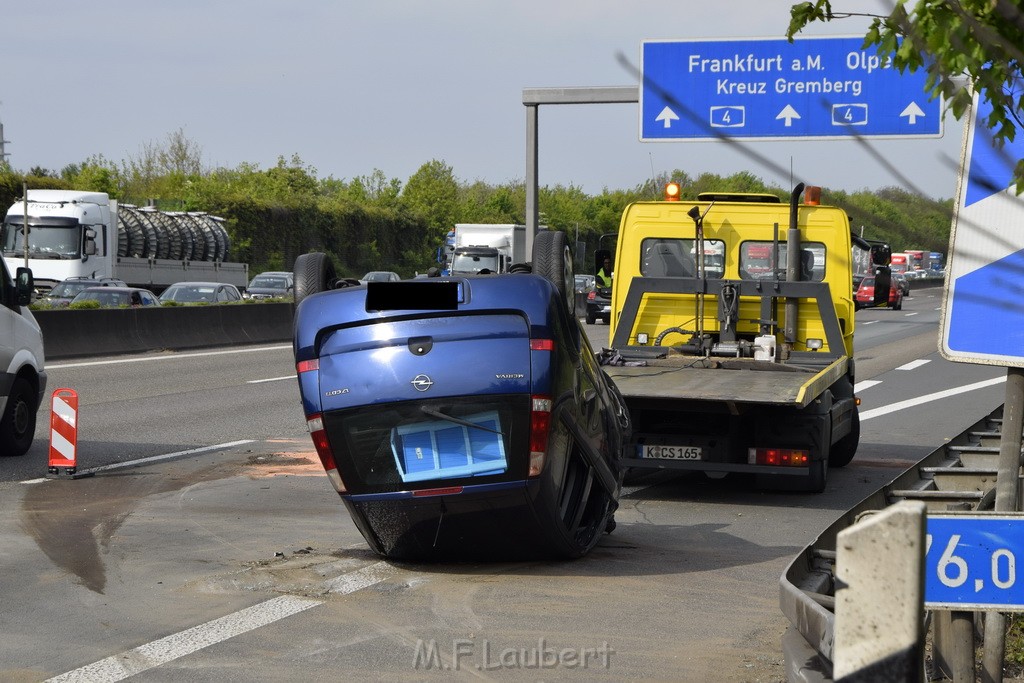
(603, 183, 861, 492)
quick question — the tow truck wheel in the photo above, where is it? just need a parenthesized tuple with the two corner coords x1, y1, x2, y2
(829, 410, 860, 468)
(294, 252, 337, 305)
(533, 230, 574, 315)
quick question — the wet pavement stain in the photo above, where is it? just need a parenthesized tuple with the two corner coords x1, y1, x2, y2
(19, 450, 319, 594)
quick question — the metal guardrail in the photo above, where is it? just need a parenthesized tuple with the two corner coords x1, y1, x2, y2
(780, 405, 1005, 681)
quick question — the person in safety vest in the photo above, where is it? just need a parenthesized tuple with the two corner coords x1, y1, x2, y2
(596, 257, 613, 287)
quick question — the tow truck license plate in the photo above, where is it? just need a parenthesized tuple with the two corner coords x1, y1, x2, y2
(640, 445, 702, 460)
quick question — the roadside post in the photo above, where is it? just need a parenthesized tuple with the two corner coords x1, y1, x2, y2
(47, 388, 78, 476)
(833, 501, 926, 682)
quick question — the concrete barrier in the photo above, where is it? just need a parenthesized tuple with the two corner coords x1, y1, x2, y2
(34, 303, 294, 360)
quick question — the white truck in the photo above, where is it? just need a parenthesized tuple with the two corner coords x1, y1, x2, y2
(447, 223, 526, 275)
(0, 258, 45, 456)
(2, 190, 248, 292)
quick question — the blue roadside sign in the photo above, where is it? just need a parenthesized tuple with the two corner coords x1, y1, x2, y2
(640, 36, 942, 141)
(926, 514, 1024, 610)
(940, 86, 1024, 366)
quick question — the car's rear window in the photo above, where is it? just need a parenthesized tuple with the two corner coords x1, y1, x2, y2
(323, 394, 530, 494)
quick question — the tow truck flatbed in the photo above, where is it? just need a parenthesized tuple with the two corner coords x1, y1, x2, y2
(605, 355, 848, 409)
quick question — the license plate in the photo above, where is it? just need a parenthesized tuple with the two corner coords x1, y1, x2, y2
(639, 444, 702, 460)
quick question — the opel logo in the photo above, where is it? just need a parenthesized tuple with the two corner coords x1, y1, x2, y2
(411, 374, 435, 392)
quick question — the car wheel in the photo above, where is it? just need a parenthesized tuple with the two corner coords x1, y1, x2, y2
(555, 448, 612, 557)
(293, 252, 337, 305)
(894, 298, 903, 311)
(602, 315, 611, 324)
(586, 310, 596, 325)
(533, 230, 574, 315)
(0, 377, 36, 457)
(829, 409, 859, 468)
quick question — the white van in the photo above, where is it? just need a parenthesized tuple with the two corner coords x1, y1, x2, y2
(0, 259, 46, 456)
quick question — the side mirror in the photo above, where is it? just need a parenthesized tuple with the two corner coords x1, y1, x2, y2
(873, 266, 892, 307)
(15, 267, 34, 306)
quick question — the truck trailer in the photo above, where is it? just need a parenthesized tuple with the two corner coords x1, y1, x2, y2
(2, 190, 248, 292)
(601, 183, 861, 492)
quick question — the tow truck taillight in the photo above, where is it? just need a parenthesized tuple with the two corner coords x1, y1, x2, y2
(748, 447, 810, 467)
(529, 395, 553, 476)
(307, 414, 346, 492)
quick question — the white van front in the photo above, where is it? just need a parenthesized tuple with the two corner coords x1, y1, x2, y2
(0, 260, 46, 456)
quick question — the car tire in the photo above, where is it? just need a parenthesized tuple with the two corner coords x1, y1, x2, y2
(554, 448, 612, 557)
(829, 409, 859, 468)
(0, 377, 36, 457)
(586, 310, 596, 325)
(533, 230, 574, 315)
(294, 252, 337, 305)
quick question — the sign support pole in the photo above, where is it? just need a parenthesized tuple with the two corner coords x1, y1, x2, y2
(981, 367, 1024, 682)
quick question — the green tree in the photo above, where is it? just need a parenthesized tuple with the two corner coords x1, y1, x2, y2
(402, 159, 459, 236)
(788, 1, 1024, 191)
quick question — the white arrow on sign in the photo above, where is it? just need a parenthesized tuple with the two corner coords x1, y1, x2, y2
(656, 106, 680, 129)
(900, 102, 926, 124)
(776, 104, 801, 127)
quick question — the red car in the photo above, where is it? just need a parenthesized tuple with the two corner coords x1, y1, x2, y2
(854, 276, 903, 310)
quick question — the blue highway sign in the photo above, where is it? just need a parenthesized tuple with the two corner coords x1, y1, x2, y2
(640, 36, 942, 141)
(940, 85, 1024, 367)
(926, 514, 1024, 610)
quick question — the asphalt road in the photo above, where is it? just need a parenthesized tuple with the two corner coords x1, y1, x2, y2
(0, 285, 1008, 682)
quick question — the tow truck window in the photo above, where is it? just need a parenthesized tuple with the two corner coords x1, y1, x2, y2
(739, 241, 826, 281)
(640, 238, 725, 279)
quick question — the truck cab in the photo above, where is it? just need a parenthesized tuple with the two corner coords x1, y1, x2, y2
(0, 260, 46, 456)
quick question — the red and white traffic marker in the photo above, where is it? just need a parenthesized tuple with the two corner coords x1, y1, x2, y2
(48, 388, 78, 475)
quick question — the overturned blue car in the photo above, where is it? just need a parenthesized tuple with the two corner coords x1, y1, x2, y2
(292, 232, 630, 561)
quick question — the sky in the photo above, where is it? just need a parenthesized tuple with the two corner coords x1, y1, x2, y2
(1, 1, 964, 201)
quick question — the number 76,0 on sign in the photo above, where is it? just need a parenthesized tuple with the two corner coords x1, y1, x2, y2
(925, 515, 1024, 610)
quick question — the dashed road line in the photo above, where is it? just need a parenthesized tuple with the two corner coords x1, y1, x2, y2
(46, 561, 391, 682)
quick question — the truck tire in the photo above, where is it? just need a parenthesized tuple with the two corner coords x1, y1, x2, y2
(829, 409, 860, 468)
(0, 377, 36, 457)
(294, 252, 337, 305)
(533, 230, 574, 315)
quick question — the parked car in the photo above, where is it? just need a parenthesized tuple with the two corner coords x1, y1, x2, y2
(360, 271, 401, 284)
(70, 286, 161, 308)
(587, 248, 613, 325)
(574, 274, 595, 318)
(243, 271, 293, 300)
(159, 282, 242, 304)
(891, 272, 911, 297)
(43, 276, 127, 307)
(292, 232, 631, 561)
(586, 286, 612, 325)
(854, 276, 903, 310)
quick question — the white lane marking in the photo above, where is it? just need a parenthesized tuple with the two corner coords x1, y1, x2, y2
(20, 441, 256, 483)
(897, 359, 931, 371)
(45, 595, 322, 682)
(904, 311, 919, 316)
(860, 376, 1006, 421)
(326, 561, 390, 594)
(47, 562, 391, 681)
(48, 345, 291, 369)
(247, 376, 294, 384)
(854, 379, 882, 393)
(84, 441, 256, 474)
(861, 320, 879, 325)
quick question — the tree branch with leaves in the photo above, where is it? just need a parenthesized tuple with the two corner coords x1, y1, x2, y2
(788, 0, 1024, 191)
